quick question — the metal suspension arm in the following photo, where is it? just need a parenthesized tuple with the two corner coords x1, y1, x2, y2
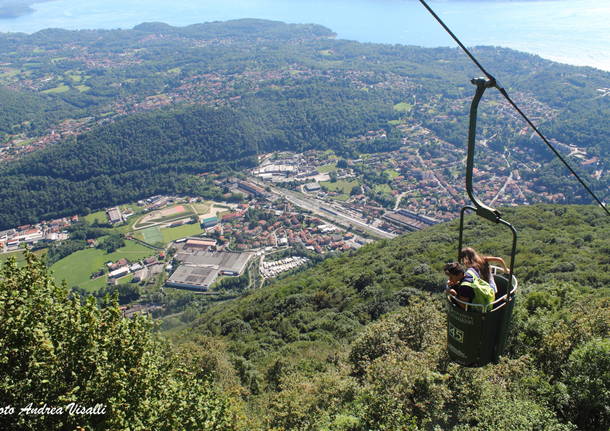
(466, 78, 502, 223)
(460, 78, 518, 297)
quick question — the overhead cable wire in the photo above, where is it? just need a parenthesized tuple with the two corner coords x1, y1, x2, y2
(417, 0, 610, 216)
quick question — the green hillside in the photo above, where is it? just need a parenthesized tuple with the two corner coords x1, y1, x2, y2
(177, 204, 609, 430)
(1, 204, 608, 430)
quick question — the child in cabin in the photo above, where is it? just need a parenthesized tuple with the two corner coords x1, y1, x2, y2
(458, 247, 508, 294)
(444, 262, 495, 312)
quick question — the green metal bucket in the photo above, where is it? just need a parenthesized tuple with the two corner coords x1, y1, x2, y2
(447, 273, 517, 367)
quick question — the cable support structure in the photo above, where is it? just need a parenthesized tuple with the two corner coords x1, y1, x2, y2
(418, 0, 609, 216)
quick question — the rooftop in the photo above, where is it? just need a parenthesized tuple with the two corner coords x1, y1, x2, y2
(175, 250, 253, 274)
(166, 266, 218, 290)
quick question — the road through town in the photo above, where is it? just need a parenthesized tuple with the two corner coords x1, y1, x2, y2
(249, 178, 396, 240)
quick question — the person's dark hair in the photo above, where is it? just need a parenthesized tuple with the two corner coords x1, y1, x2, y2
(444, 262, 465, 276)
(459, 247, 490, 282)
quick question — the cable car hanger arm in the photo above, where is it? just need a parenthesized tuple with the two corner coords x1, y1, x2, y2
(417, 0, 610, 217)
(466, 78, 501, 223)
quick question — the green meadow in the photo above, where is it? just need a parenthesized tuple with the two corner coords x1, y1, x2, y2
(320, 179, 359, 195)
(50, 240, 155, 291)
(42, 84, 70, 94)
(161, 223, 203, 243)
(0, 249, 46, 266)
(374, 183, 393, 195)
(317, 163, 337, 174)
(393, 102, 413, 113)
(84, 210, 108, 224)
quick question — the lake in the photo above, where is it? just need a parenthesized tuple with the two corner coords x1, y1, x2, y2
(0, 0, 609, 71)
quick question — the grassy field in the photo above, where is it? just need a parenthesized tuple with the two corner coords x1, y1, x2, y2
(191, 202, 212, 214)
(139, 227, 164, 244)
(0, 68, 20, 79)
(329, 194, 350, 202)
(384, 169, 400, 180)
(50, 240, 155, 291)
(66, 73, 82, 82)
(161, 223, 203, 243)
(84, 210, 108, 225)
(320, 179, 359, 194)
(148, 210, 194, 224)
(374, 184, 393, 195)
(0, 249, 46, 266)
(317, 163, 337, 174)
(42, 84, 70, 94)
(134, 223, 203, 245)
(393, 102, 413, 113)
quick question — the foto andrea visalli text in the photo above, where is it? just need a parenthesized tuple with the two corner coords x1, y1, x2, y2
(0, 403, 107, 416)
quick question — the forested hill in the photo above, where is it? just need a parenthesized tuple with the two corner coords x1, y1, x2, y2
(0, 19, 609, 227)
(0, 83, 393, 228)
(179, 204, 609, 430)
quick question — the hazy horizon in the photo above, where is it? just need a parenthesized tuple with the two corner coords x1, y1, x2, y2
(1, 0, 609, 71)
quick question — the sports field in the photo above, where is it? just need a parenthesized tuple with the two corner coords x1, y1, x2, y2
(134, 223, 204, 245)
(140, 227, 163, 244)
(133, 204, 195, 229)
(161, 223, 203, 243)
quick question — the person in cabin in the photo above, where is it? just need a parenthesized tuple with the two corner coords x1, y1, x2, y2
(444, 262, 495, 312)
(458, 247, 508, 294)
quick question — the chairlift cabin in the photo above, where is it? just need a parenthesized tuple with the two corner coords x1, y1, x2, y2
(446, 78, 518, 367)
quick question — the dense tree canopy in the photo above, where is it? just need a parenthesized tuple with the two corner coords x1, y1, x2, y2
(182, 204, 609, 430)
(0, 254, 238, 430)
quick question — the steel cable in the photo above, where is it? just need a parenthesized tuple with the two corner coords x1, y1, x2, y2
(418, 0, 609, 216)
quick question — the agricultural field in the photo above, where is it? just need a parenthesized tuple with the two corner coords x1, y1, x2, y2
(50, 240, 155, 291)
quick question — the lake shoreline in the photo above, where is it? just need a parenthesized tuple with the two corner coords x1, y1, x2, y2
(0, 0, 607, 72)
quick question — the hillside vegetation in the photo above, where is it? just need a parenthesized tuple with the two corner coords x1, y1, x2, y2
(1, 204, 608, 430)
(0, 84, 393, 228)
(180, 204, 609, 430)
(0, 254, 240, 431)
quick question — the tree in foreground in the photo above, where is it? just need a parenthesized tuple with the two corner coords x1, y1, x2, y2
(0, 254, 237, 431)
